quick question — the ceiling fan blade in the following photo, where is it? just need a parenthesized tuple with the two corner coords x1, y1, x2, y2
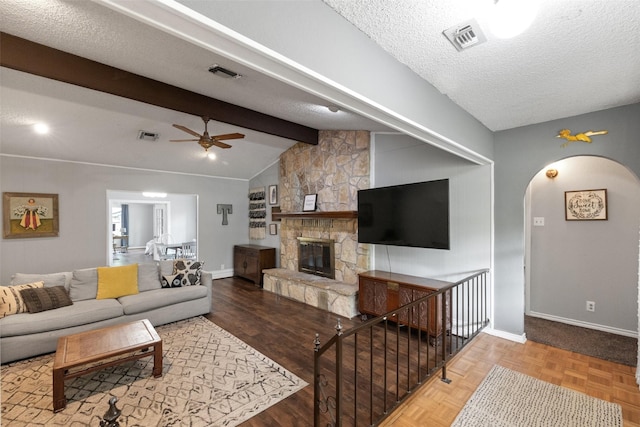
(212, 132, 245, 141)
(212, 140, 233, 149)
(170, 139, 199, 142)
(172, 124, 201, 138)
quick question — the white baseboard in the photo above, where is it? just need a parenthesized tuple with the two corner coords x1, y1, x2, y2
(527, 311, 637, 338)
(209, 269, 234, 280)
(482, 327, 527, 343)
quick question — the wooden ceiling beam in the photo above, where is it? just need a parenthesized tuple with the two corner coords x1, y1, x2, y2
(0, 32, 318, 145)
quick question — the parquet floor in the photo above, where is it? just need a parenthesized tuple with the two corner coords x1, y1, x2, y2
(207, 277, 640, 426)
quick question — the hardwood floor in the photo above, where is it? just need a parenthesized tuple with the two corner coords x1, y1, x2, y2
(207, 277, 640, 426)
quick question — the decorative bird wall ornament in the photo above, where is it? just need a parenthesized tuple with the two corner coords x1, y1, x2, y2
(557, 129, 608, 147)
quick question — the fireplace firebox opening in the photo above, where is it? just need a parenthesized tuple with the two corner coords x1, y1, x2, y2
(297, 237, 335, 279)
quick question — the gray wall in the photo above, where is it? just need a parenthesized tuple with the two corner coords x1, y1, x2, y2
(127, 203, 154, 247)
(0, 156, 250, 283)
(371, 134, 492, 279)
(249, 162, 281, 266)
(494, 102, 640, 336)
(178, 0, 494, 160)
(526, 156, 640, 334)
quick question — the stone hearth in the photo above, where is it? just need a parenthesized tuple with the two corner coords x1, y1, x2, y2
(263, 268, 358, 318)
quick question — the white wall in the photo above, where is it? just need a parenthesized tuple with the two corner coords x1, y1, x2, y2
(526, 156, 640, 334)
(0, 156, 249, 283)
(371, 134, 492, 278)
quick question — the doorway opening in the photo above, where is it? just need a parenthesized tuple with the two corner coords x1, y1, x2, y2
(106, 190, 198, 266)
(523, 156, 640, 348)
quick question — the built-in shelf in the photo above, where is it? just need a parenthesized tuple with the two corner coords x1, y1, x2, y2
(272, 210, 358, 221)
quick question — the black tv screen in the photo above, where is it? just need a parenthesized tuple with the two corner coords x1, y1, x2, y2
(357, 179, 450, 249)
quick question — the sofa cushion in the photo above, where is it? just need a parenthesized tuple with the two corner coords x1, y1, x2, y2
(11, 272, 69, 290)
(0, 299, 123, 337)
(138, 263, 161, 292)
(172, 260, 204, 286)
(69, 268, 98, 301)
(118, 285, 208, 315)
(0, 282, 45, 318)
(97, 264, 138, 299)
(20, 286, 73, 313)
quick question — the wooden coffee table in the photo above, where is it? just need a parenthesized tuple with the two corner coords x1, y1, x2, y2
(52, 319, 162, 412)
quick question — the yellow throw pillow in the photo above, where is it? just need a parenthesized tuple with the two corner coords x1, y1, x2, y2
(96, 264, 139, 299)
(0, 281, 45, 317)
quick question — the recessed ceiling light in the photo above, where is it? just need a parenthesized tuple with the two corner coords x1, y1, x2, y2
(488, 0, 539, 39)
(327, 105, 340, 113)
(33, 123, 50, 134)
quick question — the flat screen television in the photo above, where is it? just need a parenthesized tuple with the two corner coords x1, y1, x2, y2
(357, 179, 450, 249)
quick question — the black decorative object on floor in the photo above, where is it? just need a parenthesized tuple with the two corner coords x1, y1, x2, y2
(524, 315, 637, 366)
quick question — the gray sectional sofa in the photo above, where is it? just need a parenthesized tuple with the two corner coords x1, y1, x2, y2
(0, 261, 212, 364)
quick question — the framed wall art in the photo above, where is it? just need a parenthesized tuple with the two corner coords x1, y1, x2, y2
(564, 189, 607, 221)
(269, 185, 278, 205)
(303, 194, 317, 212)
(3, 192, 60, 238)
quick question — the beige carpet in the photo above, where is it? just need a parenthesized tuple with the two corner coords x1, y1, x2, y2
(452, 365, 622, 427)
(1, 316, 307, 426)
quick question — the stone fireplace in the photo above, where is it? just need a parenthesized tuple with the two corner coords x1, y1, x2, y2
(261, 130, 371, 318)
(298, 237, 335, 279)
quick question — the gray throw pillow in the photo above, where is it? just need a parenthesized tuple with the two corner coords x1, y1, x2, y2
(138, 263, 161, 292)
(69, 268, 98, 301)
(11, 272, 68, 289)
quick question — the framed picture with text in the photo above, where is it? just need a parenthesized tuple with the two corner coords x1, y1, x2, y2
(303, 194, 317, 212)
(565, 189, 607, 221)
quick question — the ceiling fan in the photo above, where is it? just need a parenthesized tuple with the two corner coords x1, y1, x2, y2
(170, 116, 244, 151)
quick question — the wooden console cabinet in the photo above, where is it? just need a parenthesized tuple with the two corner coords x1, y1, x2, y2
(358, 270, 451, 339)
(233, 244, 276, 287)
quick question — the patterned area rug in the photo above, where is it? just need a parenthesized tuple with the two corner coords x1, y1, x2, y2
(452, 365, 622, 427)
(1, 316, 307, 426)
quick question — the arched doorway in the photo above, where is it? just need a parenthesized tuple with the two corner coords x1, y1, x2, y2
(523, 156, 640, 360)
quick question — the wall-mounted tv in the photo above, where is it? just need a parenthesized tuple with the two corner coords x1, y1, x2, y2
(357, 179, 450, 250)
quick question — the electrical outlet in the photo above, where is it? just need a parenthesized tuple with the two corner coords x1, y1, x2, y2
(586, 301, 595, 312)
(533, 217, 545, 226)
(221, 264, 225, 270)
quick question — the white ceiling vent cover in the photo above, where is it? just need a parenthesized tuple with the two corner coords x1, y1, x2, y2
(443, 19, 487, 51)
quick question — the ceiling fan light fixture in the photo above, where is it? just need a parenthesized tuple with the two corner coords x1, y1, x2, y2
(208, 64, 242, 79)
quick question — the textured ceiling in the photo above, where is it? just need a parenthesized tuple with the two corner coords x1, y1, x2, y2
(323, 0, 640, 131)
(1, 0, 639, 179)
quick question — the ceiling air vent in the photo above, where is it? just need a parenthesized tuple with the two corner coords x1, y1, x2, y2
(443, 19, 487, 51)
(138, 130, 159, 141)
(208, 64, 242, 79)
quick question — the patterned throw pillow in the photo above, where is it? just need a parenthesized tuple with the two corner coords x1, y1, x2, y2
(0, 281, 45, 317)
(172, 260, 203, 286)
(161, 273, 185, 288)
(19, 286, 73, 313)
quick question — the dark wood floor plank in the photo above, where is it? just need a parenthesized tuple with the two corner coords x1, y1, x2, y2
(205, 277, 360, 426)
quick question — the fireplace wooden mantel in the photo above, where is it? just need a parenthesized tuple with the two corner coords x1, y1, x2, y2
(272, 210, 357, 221)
